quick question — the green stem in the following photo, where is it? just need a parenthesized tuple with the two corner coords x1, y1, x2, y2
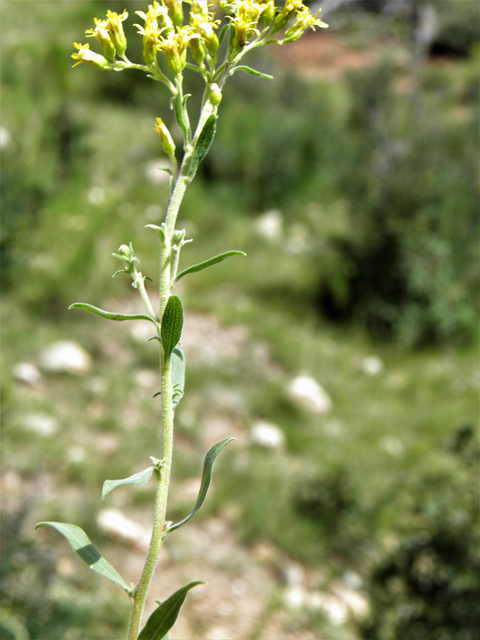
(125, 95, 217, 640)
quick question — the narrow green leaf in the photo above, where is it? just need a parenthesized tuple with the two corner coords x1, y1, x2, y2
(218, 23, 229, 45)
(35, 522, 131, 594)
(168, 438, 235, 533)
(69, 303, 156, 324)
(161, 296, 184, 358)
(138, 581, 206, 640)
(172, 347, 186, 408)
(174, 251, 246, 285)
(188, 114, 216, 179)
(233, 65, 273, 79)
(102, 466, 155, 500)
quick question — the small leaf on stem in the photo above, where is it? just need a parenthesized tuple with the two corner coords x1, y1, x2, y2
(138, 581, 206, 640)
(188, 114, 216, 179)
(233, 65, 273, 79)
(35, 522, 131, 594)
(161, 296, 184, 358)
(69, 303, 156, 324)
(174, 251, 246, 285)
(102, 466, 155, 500)
(168, 437, 235, 533)
(172, 347, 186, 408)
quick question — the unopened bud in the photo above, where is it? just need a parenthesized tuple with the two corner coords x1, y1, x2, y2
(208, 83, 222, 106)
(118, 244, 131, 257)
(167, 0, 184, 28)
(262, 0, 275, 27)
(154, 118, 176, 158)
(189, 37, 207, 64)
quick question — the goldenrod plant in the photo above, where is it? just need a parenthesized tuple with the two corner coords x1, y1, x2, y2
(35, 2, 327, 638)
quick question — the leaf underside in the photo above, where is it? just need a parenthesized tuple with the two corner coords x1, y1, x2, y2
(172, 347, 186, 408)
(168, 437, 235, 533)
(138, 581, 206, 640)
(102, 466, 155, 500)
(69, 303, 156, 324)
(35, 521, 130, 594)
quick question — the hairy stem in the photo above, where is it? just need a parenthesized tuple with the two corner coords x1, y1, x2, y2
(126, 96, 217, 639)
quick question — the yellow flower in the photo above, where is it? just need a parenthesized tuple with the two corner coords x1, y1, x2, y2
(134, 13, 165, 66)
(189, 3, 221, 55)
(157, 26, 198, 75)
(230, 0, 264, 55)
(71, 42, 109, 68)
(283, 6, 328, 42)
(105, 10, 128, 55)
(136, 1, 174, 35)
(85, 18, 117, 60)
(166, 0, 184, 27)
(272, 0, 303, 32)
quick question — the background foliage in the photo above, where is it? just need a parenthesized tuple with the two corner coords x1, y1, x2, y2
(1, 1, 479, 638)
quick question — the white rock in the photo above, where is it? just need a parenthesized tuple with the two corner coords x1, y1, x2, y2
(332, 584, 369, 620)
(282, 562, 305, 586)
(251, 420, 285, 449)
(0, 126, 12, 150)
(22, 413, 58, 436)
(39, 341, 92, 374)
(288, 375, 332, 414)
(205, 627, 232, 640)
(379, 436, 404, 458)
(97, 509, 150, 550)
(87, 186, 106, 205)
(145, 159, 171, 184)
(308, 592, 348, 625)
(283, 584, 307, 609)
(67, 445, 86, 463)
(12, 362, 42, 386)
(254, 209, 283, 242)
(361, 356, 384, 376)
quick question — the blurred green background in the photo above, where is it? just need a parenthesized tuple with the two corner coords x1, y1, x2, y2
(1, 1, 479, 639)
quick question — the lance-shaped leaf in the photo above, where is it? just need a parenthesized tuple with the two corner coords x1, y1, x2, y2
(233, 65, 273, 79)
(69, 303, 156, 324)
(102, 466, 155, 500)
(168, 438, 235, 533)
(172, 347, 186, 408)
(188, 114, 216, 179)
(138, 581, 206, 640)
(173, 251, 246, 286)
(35, 522, 131, 594)
(161, 296, 183, 358)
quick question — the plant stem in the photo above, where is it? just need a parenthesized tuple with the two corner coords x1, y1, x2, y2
(126, 97, 217, 639)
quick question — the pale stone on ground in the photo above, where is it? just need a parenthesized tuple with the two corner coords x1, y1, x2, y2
(251, 420, 285, 449)
(12, 362, 42, 386)
(22, 413, 58, 436)
(288, 375, 332, 413)
(39, 341, 92, 374)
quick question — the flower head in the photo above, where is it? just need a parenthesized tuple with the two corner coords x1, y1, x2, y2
(71, 42, 110, 68)
(136, 2, 174, 35)
(283, 6, 328, 42)
(157, 26, 198, 74)
(105, 10, 128, 55)
(85, 18, 116, 60)
(189, 1, 221, 55)
(154, 117, 176, 157)
(230, 0, 265, 56)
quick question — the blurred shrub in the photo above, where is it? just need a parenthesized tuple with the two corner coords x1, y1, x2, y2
(208, 55, 479, 346)
(360, 425, 480, 640)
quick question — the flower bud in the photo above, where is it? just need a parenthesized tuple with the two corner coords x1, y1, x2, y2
(154, 118, 176, 158)
(208, 83, 222, 106)
(261, 0, 275, 26)
(118, 244, 131, 257)
(166, 0, 184, 28)
(85, 19, 116, 60)
(189, 37, 207, 64)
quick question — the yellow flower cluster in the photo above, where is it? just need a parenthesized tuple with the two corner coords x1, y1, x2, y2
(72, 1, 328, 71)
